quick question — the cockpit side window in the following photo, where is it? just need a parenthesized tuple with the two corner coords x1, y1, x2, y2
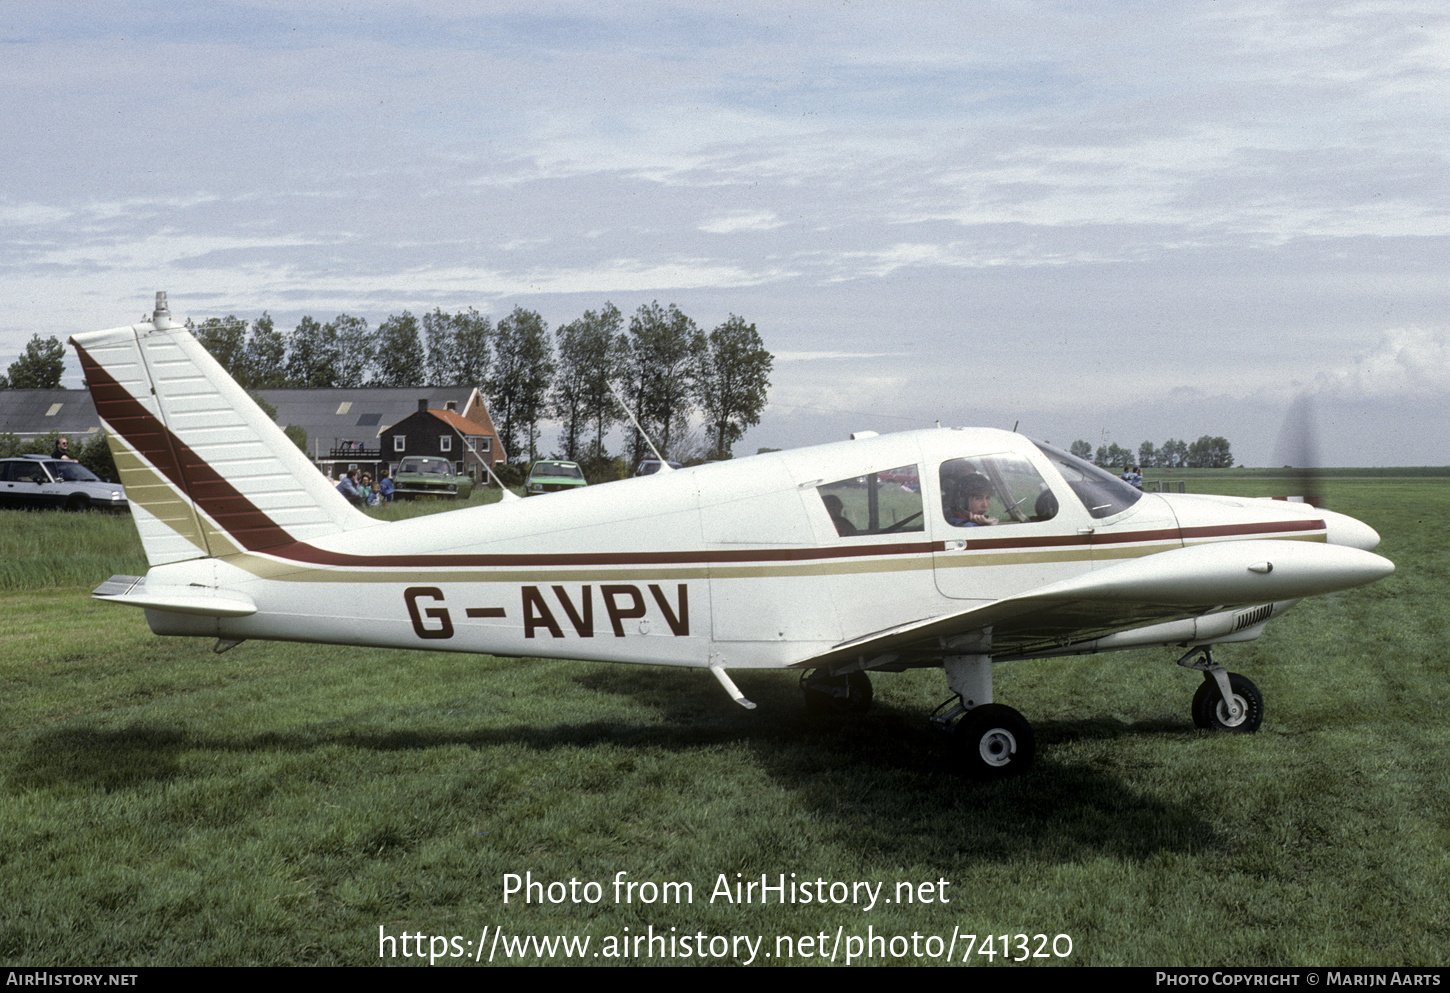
(939, 454, 1058, 528)
(1031, 441, 1143, 519)
(817, 465, 924, 537)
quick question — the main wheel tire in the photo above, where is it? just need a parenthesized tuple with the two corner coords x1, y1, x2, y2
(955, 703, 1035, 779)
(1191, 672, 1263, 732)
(801, 669, 873, 716)
(64, 495, 89, 511)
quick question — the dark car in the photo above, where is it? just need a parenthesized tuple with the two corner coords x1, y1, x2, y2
(634, 459, 683, 476)
(0, 455, 129, 511)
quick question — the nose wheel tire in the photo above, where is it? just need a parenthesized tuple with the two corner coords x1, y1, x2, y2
(801, 669, 873, 716)
(955, 703, 1035, 779)
(1191, 672, 1263, 732)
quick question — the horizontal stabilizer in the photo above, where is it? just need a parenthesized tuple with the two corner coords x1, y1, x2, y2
(91, 575, 257, 617)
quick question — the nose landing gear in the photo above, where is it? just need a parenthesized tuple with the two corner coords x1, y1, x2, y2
(1178, 647, 1263, 733)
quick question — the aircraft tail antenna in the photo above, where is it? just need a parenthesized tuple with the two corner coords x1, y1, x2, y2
(607, 379, 673, 471)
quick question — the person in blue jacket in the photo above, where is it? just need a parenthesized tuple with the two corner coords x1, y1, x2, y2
(336, 469, 363, 506)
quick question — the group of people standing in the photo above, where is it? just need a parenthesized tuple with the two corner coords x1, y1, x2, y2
(336, 469, 393, 507)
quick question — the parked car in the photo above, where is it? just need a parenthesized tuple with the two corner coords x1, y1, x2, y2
(525, 460, 587, 496)
(390, 456, 474, 500)
(634, 459, 683, 476)
(0, 455, 129, 511)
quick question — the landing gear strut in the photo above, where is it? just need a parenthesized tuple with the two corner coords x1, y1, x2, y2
(1178, 647, 1264, 733)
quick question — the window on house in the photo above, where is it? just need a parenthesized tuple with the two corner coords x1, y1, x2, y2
(440, 435, 451, 452)
(394, 436, 406, 452)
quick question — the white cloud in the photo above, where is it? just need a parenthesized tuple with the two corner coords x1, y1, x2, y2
(774, 350, 901, 362)
(1318, 327, 1450, 399)
(416, 258, 793, 297)
(699, 211, 784, 234)
(4, 2, 1450, 465)
(0, 203, 73, 227)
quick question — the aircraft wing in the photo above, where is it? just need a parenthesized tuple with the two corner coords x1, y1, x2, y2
(793, 538, 1393, 669)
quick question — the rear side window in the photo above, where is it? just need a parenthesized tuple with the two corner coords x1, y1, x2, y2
(48, 461, 99, 482)
(818, 465, 924, 537)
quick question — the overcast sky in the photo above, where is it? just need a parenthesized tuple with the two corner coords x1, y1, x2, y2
(3, 2, 1447, 465)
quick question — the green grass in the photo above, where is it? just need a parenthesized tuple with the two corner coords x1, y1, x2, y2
(1, 478, 1447, 967)
(0, 509, 148, 590)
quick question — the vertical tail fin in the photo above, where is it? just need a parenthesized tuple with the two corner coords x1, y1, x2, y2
(71, 292, 373, 567)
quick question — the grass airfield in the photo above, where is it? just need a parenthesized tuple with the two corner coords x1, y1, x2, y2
(1, 474, 1447, 967)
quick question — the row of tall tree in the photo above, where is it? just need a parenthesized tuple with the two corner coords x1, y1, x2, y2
(2, 302, 773, 467)
(1071, 436, 1235, 469)
(189, 301, 772, 465)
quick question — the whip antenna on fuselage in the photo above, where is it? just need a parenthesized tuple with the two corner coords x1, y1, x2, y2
(481, 457, 520, 501)
(607, 380, 673, 471)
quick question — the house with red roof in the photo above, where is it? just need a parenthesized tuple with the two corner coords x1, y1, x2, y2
(380, 395, 506, 481)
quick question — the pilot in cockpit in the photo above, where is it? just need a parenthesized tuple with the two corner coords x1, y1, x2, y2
(947, 472, 999, 527)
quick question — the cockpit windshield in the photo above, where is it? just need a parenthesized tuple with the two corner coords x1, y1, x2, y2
(1031, 441, 1142, 519)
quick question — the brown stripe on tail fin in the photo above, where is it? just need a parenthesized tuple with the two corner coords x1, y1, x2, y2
(70, 294, 376, 567)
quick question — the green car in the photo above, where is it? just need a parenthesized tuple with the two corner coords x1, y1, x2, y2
(391, 456, 474, 500)
(525, 460, 587, 496)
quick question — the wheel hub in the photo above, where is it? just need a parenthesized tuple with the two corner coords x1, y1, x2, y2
(1216, 694, 1247, 727)
(978, 727, 1017, 766)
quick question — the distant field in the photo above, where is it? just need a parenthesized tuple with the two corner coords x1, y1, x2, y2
(1145, 465, 1450, 481)
(1, 477, 1446, 967)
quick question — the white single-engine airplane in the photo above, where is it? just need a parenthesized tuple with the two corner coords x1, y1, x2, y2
(74, 294, 1394, 777)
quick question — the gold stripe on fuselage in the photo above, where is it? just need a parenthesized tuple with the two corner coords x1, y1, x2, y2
(215, 530, 1322, 585)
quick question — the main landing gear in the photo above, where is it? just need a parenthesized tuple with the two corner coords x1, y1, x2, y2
(940, 702, 1036, 779)
(801, 656, 1035, 778)
(931, 654, 1035, 779)
(1177, 646, 1264, 733)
